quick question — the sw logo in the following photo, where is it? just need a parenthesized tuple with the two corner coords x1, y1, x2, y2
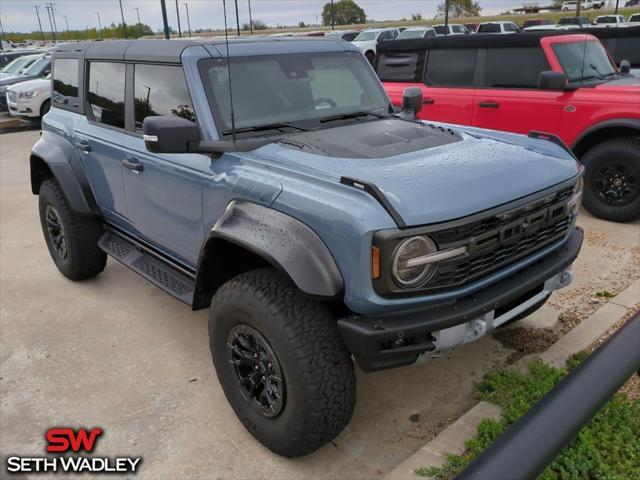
(5, 427, 142, 474)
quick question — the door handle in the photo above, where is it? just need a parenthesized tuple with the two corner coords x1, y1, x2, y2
(479, 101, 500, 109)
(75, 140, 92, 152)
(423, 98, 435, 105)
(122, 157, 143, 173)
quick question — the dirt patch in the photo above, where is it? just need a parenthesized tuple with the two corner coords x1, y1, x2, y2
(493, 327, 561, 363)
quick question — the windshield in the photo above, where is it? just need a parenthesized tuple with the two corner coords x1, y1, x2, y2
(553, 40, 616, 81)
(630, 14, 640, 21)
(354, 31, 378, 41)
(1, 56, 35, 74)
(478, 23, 501, 33)
(200, 51, 390, 134)
(21, 58, 49, 76)
(398, 29, 426, 39)
(434, 26, 448, 34)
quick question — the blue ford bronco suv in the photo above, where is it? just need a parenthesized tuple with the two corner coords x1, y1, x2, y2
(32, 39, 583, 457)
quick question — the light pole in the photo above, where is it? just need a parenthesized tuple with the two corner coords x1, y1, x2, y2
(0, 17, 5, 49)
(444, 0, 450, 28)
(134, 7, 142, 36)
(234, 0, 240, 36)
(34, 5, 45, 41)
(331, 0, 335, 30)
(160, 0, 170, 39)
(175, 0, 182, 37)
(615, 0, 620, 14)
(48, 3, 59, 38)
(576, 0, 581, 17)
(45, 5, 56, 42)
(118, 0, 128, 39)
(248, 0, 253, 34)
(183, 3, 192, 37)
(63, 15, 70, 39)
(96, 11, 103, 39)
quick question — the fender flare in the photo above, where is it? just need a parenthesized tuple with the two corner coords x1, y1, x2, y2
(193, 201, 344, 307)
(571, 118, 640, 152)
(30, 130, 99, 215)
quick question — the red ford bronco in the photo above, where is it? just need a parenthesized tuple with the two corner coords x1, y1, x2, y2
(378, 31, 640, 222)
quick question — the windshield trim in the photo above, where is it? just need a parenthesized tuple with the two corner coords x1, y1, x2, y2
(197, 51, 393, 140)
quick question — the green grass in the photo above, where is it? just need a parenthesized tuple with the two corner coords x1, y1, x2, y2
(417, 358, 640, 480)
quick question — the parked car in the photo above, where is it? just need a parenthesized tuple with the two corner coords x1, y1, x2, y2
(0, 53, 51, 110)
(585, 25, 640, 75)
(628, 13, 640, 23)
(562, 0, 595, 10)
(558, 16, 592, 27)
(352, 28, 399, 62)
(433, 24, 471, 35)
(591, 0, 606, 7)
(593, 15, 626, 25)
(377, 32, 640, 222)
(0, 49, 45, 68)
(0, 53, 41, 79)
(396, 26, 437, 39)
(625, 0, 640, 6)
(464, 23, 479, 33)
(324, 29, 360, 41)
(523, 19, 553, 29)
(32, 38, 584, 458)
(476, 21, 521, 34)
(6, 74, 51, 118)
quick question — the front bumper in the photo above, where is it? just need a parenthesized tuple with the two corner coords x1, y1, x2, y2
(6, 94, 39, 117)
(338, 227, 583, 372)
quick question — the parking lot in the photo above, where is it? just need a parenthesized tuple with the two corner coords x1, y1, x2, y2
(1, 129, 638, 478)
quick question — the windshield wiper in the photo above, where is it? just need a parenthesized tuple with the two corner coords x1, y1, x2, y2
(320, 111, 388, 124)
(223, 122, 307, 135)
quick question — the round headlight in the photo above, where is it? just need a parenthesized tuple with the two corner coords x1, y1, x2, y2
(392, 236, 437, 287)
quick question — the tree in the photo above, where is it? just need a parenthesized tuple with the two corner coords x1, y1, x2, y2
(242, 19, 267, 31)
(437, 0, 482, 18)
(321, 0, 366, 26)
(299, 20, 307, 28)
(411, 13, 423, 21)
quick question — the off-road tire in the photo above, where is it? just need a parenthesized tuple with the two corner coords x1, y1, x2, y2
(209, 268, 356, 457)
(581, 138, 640, 223)
(38, 178, 106, 280)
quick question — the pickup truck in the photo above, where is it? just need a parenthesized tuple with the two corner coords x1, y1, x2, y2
(378, 32, 640, 222)
(32, 38, 583, 457)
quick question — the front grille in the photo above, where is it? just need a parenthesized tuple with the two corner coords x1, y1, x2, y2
(424, 185, 575, 291)
(7, 91, 17, 102)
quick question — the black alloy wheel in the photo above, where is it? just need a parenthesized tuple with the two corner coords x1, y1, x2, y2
(45, 205, 68, 259)
(593, 160, 639, 206)
(227, 324, 285, 418)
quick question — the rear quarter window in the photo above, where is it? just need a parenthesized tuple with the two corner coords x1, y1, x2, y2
(424, 49, 478, 87)
(52, 58, 79, 109)
(377, 51, 425, 82)
(484, 47, 549, 89)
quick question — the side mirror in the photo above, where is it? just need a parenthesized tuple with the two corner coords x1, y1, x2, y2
(143, 116, 200, 154)
(538, 71, 568, 91)
(401, 86, 423, 120)
(619, 60, 631, 75)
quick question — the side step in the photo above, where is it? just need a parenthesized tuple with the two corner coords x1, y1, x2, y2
(98, 230, 195, 305)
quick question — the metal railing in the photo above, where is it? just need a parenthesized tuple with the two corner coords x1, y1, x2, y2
(457, 310, 640, 480)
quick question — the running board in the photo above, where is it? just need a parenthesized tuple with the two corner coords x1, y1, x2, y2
(98, 231, 195, 305)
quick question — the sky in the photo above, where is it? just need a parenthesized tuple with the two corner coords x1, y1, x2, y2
(1, 0, 531, 34)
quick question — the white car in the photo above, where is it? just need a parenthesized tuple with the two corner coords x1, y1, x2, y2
(593, 15, 626, 26)
(352, 28, 399, 63)
(476, 21, 521, 34)
(396, 27, 437, 39)
(561, 0, 595, 10)
(433, 24, 471, 35)
(6, 74, 51, 118)
(628, 13, 640, 24)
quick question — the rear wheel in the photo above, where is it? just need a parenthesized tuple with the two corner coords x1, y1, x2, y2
(581, 138, 640, 222)
(209, 268, 356, 457)
(38, 178, 106, 280)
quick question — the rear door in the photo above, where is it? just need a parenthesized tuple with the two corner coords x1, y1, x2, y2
(120, 63, 208, 265)
(419, 48, 479, 124)
(472, 47, 563, 135)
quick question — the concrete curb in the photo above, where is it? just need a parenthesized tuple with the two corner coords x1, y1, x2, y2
(384, 280, 640, 480)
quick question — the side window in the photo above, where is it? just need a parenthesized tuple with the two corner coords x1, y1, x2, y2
(425, 29, 436, 38)
(505, 23, 519, 32)
(52, 58, 79, 108)
(424, 49, 478, 87)
(380, 31, 394, 41)
(133, 64, 195, 131)
(484, 48, 550, 89)
(377, 52, 426, 82)
(87, 62, 125, 129)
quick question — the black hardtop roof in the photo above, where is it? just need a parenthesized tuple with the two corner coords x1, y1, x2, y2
(52, 37, 339, 63)
(378, 26, 640, 52)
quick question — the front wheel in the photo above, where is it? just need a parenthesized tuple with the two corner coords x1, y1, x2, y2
(581, 138, 640, 222)
(365, 51, 375, 64)
(209, 268, 356, 457)
(40, 99, 51, 118)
